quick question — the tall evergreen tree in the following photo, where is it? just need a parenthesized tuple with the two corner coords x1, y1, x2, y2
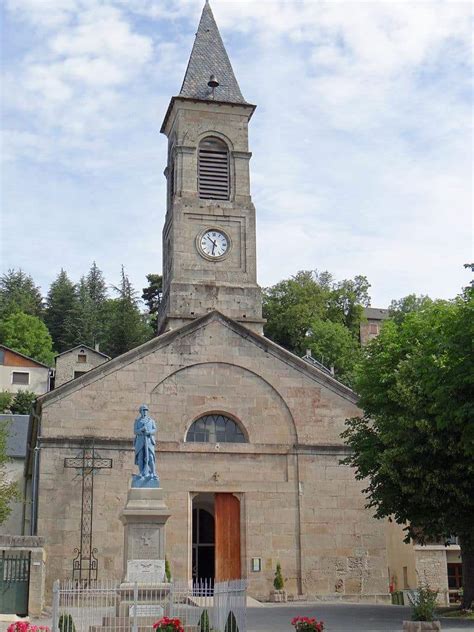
(142, 274, 163, 331)
(0, 269, 43, 318)
(45, 269, 78, 353)
(102, 267, 152, 357)
(85, 262, 108, 347)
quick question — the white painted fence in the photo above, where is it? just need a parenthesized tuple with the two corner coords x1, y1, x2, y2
(52, 578, 247, 632)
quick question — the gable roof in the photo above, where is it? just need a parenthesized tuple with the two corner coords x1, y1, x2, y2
(179, 2, 247, 105)
(37, 310, 357, 408)
(363, 307, 389, 320)
(54, 344, 110, 360)
(0, 344, 51, 369)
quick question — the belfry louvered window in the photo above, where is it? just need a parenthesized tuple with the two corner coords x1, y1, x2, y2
(198, 137, 230, 200)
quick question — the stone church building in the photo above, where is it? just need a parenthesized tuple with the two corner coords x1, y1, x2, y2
(27, 3, 389, 601)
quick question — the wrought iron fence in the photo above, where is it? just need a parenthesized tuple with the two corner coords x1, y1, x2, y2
(52, 578, 247, 632)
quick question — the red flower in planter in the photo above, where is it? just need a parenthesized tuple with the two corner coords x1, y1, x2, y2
(7, 625, 50, 632)
(153, 617, 184, 632)
(291, 615, 325, 632)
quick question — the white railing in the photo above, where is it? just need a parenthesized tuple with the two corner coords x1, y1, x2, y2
(52, 578, 246, 632)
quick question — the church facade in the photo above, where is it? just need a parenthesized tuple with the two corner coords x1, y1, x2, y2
(28, 3, 389, 602)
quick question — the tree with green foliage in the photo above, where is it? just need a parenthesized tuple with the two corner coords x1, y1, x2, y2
(142, 273, 163, 331)
(0, 420, 20, 525)
(86, 262, 108, 346)
(10, 390, 37, 415)
(342, 289, 474, 610)
(263, 270, 370, 386)
(388, 294, 433, 325)
(305, 320, 361, 386)
(102, 267, 153, 357)
(0, 392, 12, 414)
(45, 270, 79, 353)
(0, 311, 54, 365)
(0, 269, 43, 318)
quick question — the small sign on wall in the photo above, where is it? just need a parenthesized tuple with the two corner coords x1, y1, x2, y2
(251, 557, 262, 572)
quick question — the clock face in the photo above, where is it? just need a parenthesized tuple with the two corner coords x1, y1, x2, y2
(199, 229, 230, 259)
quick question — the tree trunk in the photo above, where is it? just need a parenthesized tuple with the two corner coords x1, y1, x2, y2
(460, 538, 474, 610)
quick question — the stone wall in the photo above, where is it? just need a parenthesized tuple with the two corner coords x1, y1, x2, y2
(37, 314, 389, 602)
(415, 547, 449, 605)
(55, 348, 109, 387)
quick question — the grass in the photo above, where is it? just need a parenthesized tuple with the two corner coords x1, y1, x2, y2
(436, 606, 474, 620)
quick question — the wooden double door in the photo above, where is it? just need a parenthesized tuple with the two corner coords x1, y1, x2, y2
(192, 493, 241, 582)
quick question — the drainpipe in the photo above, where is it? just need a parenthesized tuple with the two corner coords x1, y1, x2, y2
(30, 408, 41, 536)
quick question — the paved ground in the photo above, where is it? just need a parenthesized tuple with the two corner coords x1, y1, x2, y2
(2, 603, 474, 632)
(247, 603, 474, 632)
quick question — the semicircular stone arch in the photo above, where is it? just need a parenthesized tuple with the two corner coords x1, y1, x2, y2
(151, 362, 297, 445)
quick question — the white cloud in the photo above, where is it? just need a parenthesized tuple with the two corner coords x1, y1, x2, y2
(2, 0, 472, 307)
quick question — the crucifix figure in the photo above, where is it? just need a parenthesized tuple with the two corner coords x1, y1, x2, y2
(64, 440, 112, 584)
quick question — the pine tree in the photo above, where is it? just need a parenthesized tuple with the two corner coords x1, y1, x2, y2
(86, 262, 108, 348)
(142, 273, 163, 331)
(45, 270, 78, 353)
(0, 269, 43, 318)
(102, 267, 152, 357)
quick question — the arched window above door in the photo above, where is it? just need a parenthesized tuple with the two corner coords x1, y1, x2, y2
(198, 137, 230, 200)
(186, 413, 246, 443)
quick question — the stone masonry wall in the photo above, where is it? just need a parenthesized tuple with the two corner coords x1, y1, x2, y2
(37, 315, 388, 601)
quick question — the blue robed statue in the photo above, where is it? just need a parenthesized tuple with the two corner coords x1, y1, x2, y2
(133, 404, 159, 486)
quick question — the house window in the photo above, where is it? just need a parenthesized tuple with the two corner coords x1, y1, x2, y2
(0, 350, 4, 365)
(198, 137, 230, 200)
(186, 414, 246, 443)
(74, 371, 86, 379)
(77, 354, 87, 363)
(403, 566, 409, 589)
(12, 372, 29, 385)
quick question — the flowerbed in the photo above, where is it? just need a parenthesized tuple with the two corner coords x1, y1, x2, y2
(291, 615, 325, 632)
(153, 617, 184, 632)
(7, 624, 50, 632)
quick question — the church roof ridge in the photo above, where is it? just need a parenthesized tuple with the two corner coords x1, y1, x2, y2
(37, 311, 357, 409)
(178, 1, 247, 104)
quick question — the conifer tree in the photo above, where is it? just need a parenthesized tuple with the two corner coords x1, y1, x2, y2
(0, 269, 43, 318)
(85, 262, 108, 347)
(45, 270, 78, 353)
(142, 273, 163, 331)
(102, 267, 152, 357)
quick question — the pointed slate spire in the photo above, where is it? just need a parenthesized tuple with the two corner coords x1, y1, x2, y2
(179, 1, 247, 104)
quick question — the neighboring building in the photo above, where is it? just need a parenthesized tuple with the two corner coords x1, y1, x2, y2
(386, 521, 462, 605)
(26, 3, 390, 602)
(0, 345, 50, 395)
(0, 414, 30, 535)
(360, 307, 389, 345)
(54, 345, 110, 388)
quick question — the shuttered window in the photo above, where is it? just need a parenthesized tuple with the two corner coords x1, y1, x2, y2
(198, 137, 229, 200)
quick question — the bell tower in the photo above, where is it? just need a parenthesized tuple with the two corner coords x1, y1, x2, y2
(158, 1, 264, 335)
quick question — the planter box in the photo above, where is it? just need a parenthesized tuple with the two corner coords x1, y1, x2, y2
(269, 589, 287, 603)
(402, 622, 441, 631)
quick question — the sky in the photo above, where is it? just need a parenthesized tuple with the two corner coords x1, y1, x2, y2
(1, 0, 472, 308)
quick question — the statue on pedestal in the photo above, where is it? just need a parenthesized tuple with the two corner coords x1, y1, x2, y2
(133, 404, 159, 487)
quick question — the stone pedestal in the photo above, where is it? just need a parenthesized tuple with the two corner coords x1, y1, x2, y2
(119, 486, 171, 583)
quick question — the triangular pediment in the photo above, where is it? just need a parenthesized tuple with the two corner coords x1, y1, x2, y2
(38, 311, 357, 408)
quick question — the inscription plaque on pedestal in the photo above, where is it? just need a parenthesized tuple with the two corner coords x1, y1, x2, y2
(126, 559, 165, 583)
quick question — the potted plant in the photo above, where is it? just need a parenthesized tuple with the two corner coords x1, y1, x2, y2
(291, 616, 325, 631)
(270, 562, 287, 602)
(153, 617, 184, 632)
(403, 581, 441, 631)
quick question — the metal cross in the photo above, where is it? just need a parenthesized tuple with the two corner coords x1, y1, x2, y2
(64, 440, 112, 585)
